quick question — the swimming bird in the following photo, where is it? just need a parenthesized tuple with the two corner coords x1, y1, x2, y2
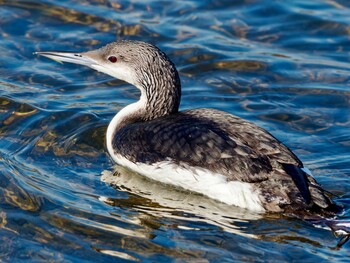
(35, 41, 349, 244)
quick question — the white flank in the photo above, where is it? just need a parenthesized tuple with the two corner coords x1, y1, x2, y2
(111, 154, 265, 212)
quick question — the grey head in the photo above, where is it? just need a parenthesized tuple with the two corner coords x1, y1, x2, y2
(35, 40, 181, 119)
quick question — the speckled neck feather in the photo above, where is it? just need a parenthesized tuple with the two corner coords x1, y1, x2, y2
(136, 43, 181, 120)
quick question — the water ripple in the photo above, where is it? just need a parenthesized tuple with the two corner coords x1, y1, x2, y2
(0, 0, 350, 261)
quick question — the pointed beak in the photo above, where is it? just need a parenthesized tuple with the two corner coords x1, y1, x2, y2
(34, 51, 98, 67)
(34, 48, 132, 85)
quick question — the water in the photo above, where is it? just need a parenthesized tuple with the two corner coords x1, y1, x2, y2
(1, 0, 350, 261)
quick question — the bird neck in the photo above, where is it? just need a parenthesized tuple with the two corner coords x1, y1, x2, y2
(106, 70, 181, 153)
(138, 68, 181, 121)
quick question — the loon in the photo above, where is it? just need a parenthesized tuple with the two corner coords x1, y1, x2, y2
(35, 40, 349, 245)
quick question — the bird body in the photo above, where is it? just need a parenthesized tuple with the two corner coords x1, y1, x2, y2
(35, 40, 338, 215)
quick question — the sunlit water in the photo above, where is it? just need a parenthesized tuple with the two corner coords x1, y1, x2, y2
(1, 0, 350, 261)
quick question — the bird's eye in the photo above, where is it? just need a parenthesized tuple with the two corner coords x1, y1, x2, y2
(108, 56, 117, 63)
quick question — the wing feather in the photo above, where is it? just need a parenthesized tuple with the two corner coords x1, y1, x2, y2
(112, 108, 336, 213)
(112, 109, 299, 183)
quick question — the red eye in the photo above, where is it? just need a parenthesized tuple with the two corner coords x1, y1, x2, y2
(108, 56, 117, 63)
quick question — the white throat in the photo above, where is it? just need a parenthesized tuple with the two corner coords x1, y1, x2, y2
(106, 91, 147, 161)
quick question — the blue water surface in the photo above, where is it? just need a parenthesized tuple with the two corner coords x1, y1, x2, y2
(1, 0, 350, 262)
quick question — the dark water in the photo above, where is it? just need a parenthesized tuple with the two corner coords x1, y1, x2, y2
(1, 0, 350, 261)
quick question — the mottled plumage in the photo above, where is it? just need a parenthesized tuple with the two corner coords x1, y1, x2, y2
(35, 40, 339, 215)
(112, 107, 337, 213)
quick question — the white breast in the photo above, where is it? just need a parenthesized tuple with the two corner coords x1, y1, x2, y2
(111, 154, 265, 212)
